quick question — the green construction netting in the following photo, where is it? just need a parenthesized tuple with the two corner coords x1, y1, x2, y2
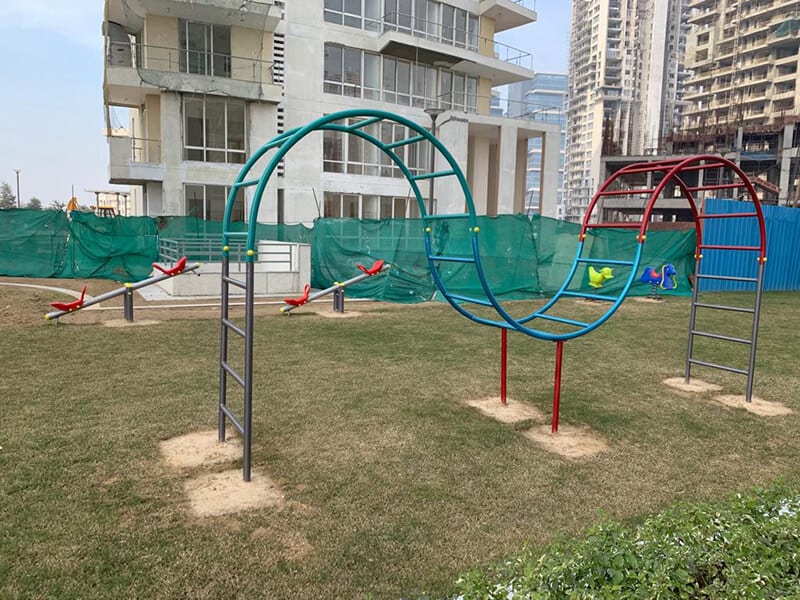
(0, 210, 696, 301)
(311, 215, 696, 303)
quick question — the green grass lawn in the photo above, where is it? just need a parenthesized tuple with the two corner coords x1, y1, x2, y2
(1, 291, 799, 599)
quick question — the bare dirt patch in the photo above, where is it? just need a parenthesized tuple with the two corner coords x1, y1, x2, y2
(315, 310, 362, 319)
(663, 377, 723, 394)
(159, 430, 242, 469)
(523, 424, 608, 459)
(633, 296, 667, 303)
(184, 469, 284, 517)
(103, 319, 162, 328)
(713, 395, 794, 417)
(465, 397, 544, 424)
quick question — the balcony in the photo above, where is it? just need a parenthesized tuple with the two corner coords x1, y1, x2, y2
(371, 13, 533, 85)
(108, 136, 166, 185)
(104, 41, 282, 105)
(106, 0, 281, 33)
(479, 0, 537, 33)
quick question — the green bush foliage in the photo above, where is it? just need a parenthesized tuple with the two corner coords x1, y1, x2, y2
(454, 482, 800, 599)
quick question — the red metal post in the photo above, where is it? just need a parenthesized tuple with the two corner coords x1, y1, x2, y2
(500, 328, 507, 406)
(552, 341, 564, 433)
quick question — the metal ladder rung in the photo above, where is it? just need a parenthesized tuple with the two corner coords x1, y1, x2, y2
(696, 274, 758, 283)
(429, 255, 476, 264)
(597, 188, 658, 196)
(688, 358, 748, 376)
(691, 330, 752, 345)
(223, 275, 247, 289)
(577, 257, 635, 266)
(561, 290, 619, 302)
(412, 169, 457, 181)
(584, 222, 642, 229)
(232, 178, 260, 189)
(534, 313, 591, 328)
(423, 213, 470, 220)
(219, 404, 244, 435)
(448, 293, 493, 307)
(697, 212, 759, 220)
(385, 135, 426, 149)
(221, 361, 245, 387)
(224, 231, 249, 237)
(699, 244, 761, 251)
(694, 302, 755, 314)
(222, 318, 246, 338)
(345, 116, 383, 131)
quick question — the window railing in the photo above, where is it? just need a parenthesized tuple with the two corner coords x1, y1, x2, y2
(106, 40, 276, 86)
(130, 137, 162, 163)
(367, 12, 533, 71)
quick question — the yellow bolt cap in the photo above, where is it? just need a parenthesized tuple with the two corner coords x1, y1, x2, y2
(473, 227, 480, 233)
(223, 245, 230, 252)
(425, 227, 431, 233)
(247, 249, 254, 257)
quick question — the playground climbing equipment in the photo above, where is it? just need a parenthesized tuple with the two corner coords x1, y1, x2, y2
(218, 108, 766, 481)
(45, 257, 199, 321)
(280, 259, 389, 314)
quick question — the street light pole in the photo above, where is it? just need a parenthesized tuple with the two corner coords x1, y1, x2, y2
(424, 107, 445, 214)
(13, 169, 21, 209)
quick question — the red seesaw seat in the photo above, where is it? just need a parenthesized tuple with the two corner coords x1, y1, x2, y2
(50, 285, 87, 312)
(357, 259, 385, 276)
(153, 256, 187, 277)
(284, 283, 311, 307)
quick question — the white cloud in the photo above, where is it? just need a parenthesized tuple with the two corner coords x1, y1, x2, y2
(0, 1, 102, 48)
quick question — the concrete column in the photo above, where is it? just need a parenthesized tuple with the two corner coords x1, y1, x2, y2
(469, 135, 491, 214)
(779, 123, 796, 206)
(160, 92, 183, 215)
(496, 124, 517, 214)
(539, 128, 560, 219)
(435, 117, 470, 214)
(514, 137, 528, 213)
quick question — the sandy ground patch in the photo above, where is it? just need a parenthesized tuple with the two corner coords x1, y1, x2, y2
(663, 377, 723, 394)
(103, 319, 162, 327)
(184, 469, 284, 517)
(465, 397, 544, 424)
(159, 429, 242, 469)
(713, 395, 794, 417)
(315, 310, 362, 319)
(523, 424, 608, 459)
(633, 296, 667, 303)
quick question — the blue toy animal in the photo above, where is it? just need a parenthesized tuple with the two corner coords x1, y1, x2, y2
(639, 263, 677, 299)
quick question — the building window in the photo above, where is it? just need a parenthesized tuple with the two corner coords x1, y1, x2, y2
(324, 192, 432, 218)
(185, 184, 245, 221)
(183, 96, 246, 164)
(323, 117, 428, 178)
(179, 20, 231, 78)
(323, 44, 478, 112)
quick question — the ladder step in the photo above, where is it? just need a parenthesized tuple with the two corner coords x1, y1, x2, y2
(224, 231, 249, 237)
(221, 361, 245, 387)
(694, 302, 755, 314)
(691, 330, 751, 344)
(423, 213, 471, 220)
(696, 274, 758, 283)
(232, 178, 260, 189)
(412, 169, 457, 181)
(219, 404, 245, 435)
(561, 290, 619, 302)
(535, 313, 591, 328)
(346, 116, 383, 131)
(598, 188, 658, 196)
(448, 293, 493, 307)
(222, 318, 246, 338)
(223, 275, 247, 290)
(385, 135, 426, 149)
(688, 358, 748, 376)
(429, 255, 476, 264)
(585, 222, 643, 229)
(697, 212, 759, 220)
(577, 257, 635, 266)
(699, 244, 761, 251)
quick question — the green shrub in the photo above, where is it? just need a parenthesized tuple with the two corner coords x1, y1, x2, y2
(453, 482, 800, 599)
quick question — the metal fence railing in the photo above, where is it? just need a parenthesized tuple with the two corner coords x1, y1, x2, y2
(159, 236, 251, 264)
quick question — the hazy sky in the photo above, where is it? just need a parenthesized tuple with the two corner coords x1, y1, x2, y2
(0, 1, 571, 208)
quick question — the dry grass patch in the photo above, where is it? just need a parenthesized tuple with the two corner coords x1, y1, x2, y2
(523, 425, 609, 459)
(465, 397, 545, 424)
(183, 468, 284, 517)
(713, 395, 794, 417)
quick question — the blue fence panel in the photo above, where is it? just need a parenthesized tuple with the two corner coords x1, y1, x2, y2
(702, 199, 800, 292)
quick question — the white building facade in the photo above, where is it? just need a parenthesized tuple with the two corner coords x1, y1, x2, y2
(103, 0, 561, 223)
(563, 0, 689, 221)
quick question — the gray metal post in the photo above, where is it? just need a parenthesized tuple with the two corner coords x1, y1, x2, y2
(333, 287, 344, 313)
(123, 285, 134, 322)
(746, 260, 766, 402)
(218, 254, 230, 443)
(685, 254, 702, 383)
